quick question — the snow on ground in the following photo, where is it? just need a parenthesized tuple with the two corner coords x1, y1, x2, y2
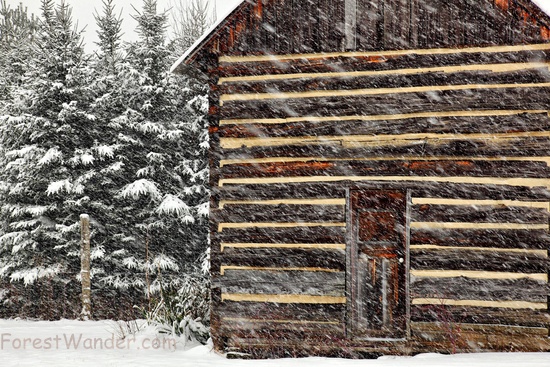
(0, 319, 549, 367)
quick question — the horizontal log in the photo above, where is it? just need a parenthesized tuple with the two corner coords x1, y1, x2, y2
(220, 320, 346, 341)
(220, 160, 550, 179)
(217, 270, 345, 296)
(411, 204, 549, 224)
(219, 68, 550, 95)
(219, 204, 344, 223)
(220, 137, 550, 159)
(217, 112, 550, 138)
(219, 177, 550, 191)
(411, 276, 549, 302)
(221, 294, 346, 304)
(218, 226, 346, 244)
(219, 87, 550, 120)
(216, 182, 550, 201)
(412, 322, 549, 336)
(219, 109, 548, 126)
(218, 301, 344, 322)
(217, 247, 346, 272)
(217, 183, 347, 201)
(221, 243, 346, 251)
(221, 83, 550, 106)
(411, 305, 550, 328)
(410, 248, 549, 273)
(218, 48, 550, 77)
(411, 228, 550, 249)
(218, 222, 345, 231)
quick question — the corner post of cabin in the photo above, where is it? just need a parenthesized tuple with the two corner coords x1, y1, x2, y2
(344, 187, 353, 338)
(204, 50, 224, 351)
(405, 189, 412, 341)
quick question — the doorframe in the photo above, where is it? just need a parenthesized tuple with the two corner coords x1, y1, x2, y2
(344, 186, 412, 340)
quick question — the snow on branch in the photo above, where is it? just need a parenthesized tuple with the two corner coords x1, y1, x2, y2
(10, 266, 61, 285)
(120, 179, 161, 200)
(155, 194, 195, 223)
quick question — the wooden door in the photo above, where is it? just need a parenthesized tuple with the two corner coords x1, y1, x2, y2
(348, 189, 408, 339)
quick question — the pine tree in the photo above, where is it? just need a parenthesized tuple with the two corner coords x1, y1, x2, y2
(86, 0, 148, 297)
(0, 0, 94, 316)
(108, 0, 209, 293)
(0, 0, 38, 108)
(94, 0, 123, 72)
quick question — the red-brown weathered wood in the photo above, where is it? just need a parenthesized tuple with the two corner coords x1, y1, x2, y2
(221, 137, 550, 160)
(220, 159, 550, 179)
(348, 189, 408, 339)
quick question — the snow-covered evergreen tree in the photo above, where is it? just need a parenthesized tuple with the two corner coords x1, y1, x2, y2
(108, 0, 209, 293)
(82, 0, 143, 301)
(0, 0, 38, 109)
(0, 0, 94, 306)
(0, 0, 210, 318)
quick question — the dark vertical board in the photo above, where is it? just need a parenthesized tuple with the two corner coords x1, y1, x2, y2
(357, 0, 383, 50)
(408, 0, 418, 47)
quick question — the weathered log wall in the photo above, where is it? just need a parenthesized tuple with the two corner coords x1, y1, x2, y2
(207, 40, 550, 356)
(187, 0, 550, 357)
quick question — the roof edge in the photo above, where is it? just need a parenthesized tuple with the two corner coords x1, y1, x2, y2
(170, 0, 247, 74)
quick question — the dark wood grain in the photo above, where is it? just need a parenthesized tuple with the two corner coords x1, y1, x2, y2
(218, 50, 550, 78)
(217, 182, 550, 201)
(219, 247, 346, 272)
(411, 204, 549, 223)
(220, 87, 550, 120)
(222, 137, 550, 160)
(218, 113, 550, 138)
(219, 204, 344, 223)
(411, 305, 550, 328)
(411, 276, 549, 302)
(218, 269, 345, 296)
(410, 228, 550, 249)
(220, 69, 550, 95)
(220, 300, 344, 322)
(219, 226, 346, 244)
(411, 248, 549, 273)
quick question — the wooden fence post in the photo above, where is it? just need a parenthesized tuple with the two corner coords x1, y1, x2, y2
(80, 214, 92, 320)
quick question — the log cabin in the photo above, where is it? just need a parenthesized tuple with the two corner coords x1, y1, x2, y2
(171, 0, 550, 358)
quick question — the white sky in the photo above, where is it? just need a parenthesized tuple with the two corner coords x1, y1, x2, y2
(5, 0, 242, 52)
(5, 0, 550, 53)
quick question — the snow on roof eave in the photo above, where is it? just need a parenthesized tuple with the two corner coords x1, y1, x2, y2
(170, 0, 247, 74)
